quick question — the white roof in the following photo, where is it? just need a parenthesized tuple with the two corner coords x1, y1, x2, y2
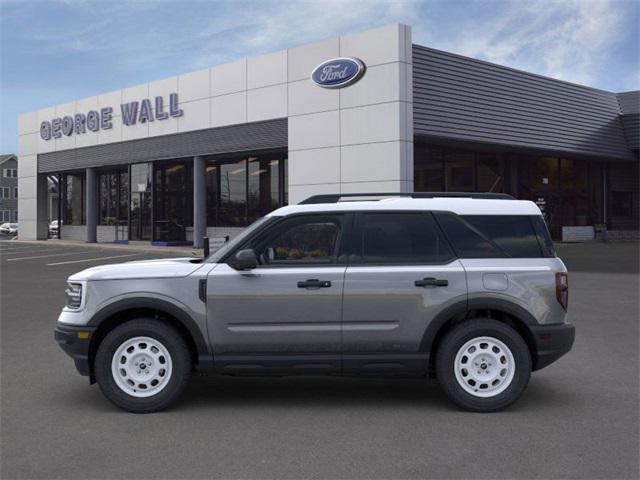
(269, 197, 542, 217)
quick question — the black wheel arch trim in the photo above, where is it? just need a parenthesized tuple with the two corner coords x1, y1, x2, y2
(420, 297, 539, 354)
(87, 297, 211, 360)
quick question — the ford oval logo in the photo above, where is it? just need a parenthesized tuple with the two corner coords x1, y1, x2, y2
(311, 57, 366, 89)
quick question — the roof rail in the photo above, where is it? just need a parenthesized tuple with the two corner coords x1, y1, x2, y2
(299, 192, 515, 204)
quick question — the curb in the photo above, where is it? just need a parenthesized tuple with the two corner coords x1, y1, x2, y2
(5, 239, 204, 256)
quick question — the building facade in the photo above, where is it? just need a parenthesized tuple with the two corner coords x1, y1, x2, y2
(17, 24, 639, 245)
(0, 154, 18, 224)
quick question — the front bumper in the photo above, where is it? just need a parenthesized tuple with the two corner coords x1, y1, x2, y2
(530, 322, 575, 371)
(54, 324, 96, 378)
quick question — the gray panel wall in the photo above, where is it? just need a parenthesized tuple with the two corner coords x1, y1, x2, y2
(37, 119, 287, 173)
(412, 44, 633, 160)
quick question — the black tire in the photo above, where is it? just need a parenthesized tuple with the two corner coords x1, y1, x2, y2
(435, 318, 531, 412)
(95, 319, 192, 413)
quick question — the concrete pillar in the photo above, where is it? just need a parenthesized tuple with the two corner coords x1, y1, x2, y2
(193, 156, 207, 248)
(85, 167, 97, 243)
(36, 174, 49, 239)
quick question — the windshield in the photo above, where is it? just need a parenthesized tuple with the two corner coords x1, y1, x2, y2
(206, 216, 273, 263)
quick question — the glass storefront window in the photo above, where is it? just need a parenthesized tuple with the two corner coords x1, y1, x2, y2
(154, 161, 192, 241)
(62, 173, 84, 225)
(445, 151, 475, 191)
(207, 152, 287, 227)
(98, 169, 128, 225)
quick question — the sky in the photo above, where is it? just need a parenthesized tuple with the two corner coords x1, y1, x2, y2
(1, 0, 638, 153)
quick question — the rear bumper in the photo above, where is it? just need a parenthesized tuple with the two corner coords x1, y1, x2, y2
(530, 322, 575, 371)
(54, 324, 96, 378)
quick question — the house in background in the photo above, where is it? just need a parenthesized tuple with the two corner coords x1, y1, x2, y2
(0, 154, 18, 223)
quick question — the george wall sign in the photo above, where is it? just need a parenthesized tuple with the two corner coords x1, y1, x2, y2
(311, 57, 366, 89)
(40, 93, 184, 140)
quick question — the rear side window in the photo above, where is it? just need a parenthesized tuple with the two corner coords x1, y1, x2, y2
(531, 216, 556, 257)
(357, 213, 454, 264)
(435, 213, 548, 258)
(462, 216, 543, 258)
(434, 213, 502, 258)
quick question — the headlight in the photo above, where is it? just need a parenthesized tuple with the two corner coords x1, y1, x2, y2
(65, 282, 83, 309)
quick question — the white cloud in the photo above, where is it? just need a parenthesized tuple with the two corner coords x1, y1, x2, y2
(414, 0, 636, 89)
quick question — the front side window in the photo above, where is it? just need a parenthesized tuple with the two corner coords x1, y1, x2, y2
(252, 215, 342, 266)
(357, 213, 454, 264)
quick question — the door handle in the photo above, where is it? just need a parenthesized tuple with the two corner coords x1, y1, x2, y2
(297, 279, 332, 289)
(415, 277, 448, 288)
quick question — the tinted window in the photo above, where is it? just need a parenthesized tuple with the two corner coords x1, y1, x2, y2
(436, 213, 546, 258)
(435, 213, 501, 258)
(358, 213, 454, 264)
(531, 216, 555, 257)
(463, 216, 543, 258)
(255, 215, 342, 265)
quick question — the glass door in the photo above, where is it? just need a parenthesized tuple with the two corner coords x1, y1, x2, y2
(130, 192, 152, 241)
(129, 163, 152, 241)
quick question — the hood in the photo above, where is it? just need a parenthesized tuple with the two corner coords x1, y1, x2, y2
(68, 257, 205, 281)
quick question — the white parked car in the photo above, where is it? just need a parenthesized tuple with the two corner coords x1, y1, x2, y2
(0, 223, 18, 236)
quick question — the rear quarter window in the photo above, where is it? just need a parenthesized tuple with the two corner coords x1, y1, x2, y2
(434, 213, 550, 258)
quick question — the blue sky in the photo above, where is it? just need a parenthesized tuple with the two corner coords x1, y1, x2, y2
(1, 0, 638, 153)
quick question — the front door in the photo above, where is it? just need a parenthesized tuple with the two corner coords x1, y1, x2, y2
(207, 214, 348, 374)
(341, 212, 467, 375)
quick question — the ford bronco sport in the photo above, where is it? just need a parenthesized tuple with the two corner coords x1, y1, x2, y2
(55, 193, 575, 413)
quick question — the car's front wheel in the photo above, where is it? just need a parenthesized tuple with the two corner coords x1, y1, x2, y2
(435, 318, 531, 412)
(94, 319, 192, 413)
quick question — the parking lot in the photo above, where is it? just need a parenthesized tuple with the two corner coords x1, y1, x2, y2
(1, 240, 638, 479)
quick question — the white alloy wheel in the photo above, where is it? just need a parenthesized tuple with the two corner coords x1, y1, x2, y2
(453, 336, 516, 398)
(110, 336, 173, 398)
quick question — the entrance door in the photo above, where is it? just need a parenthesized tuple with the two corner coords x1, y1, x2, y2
(206, 214, 347, 374)
(130, 192, 151, 241)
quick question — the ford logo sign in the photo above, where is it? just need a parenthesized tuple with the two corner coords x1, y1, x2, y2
(311, 57, 366, 89)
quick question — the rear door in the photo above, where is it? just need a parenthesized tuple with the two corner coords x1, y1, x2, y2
(341, 212, 467, 375)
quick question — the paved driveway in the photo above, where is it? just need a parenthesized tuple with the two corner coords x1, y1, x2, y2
(1, 241, 638, 479)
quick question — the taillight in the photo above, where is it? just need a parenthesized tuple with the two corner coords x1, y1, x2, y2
(555, 272, 568, 310)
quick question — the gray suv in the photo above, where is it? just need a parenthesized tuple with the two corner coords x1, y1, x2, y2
(54, 193, 575, 413)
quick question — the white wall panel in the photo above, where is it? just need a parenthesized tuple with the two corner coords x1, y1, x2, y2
(179, 68, 210, 102)
(289, 110, 340, 151)
(247, 50, 287, 89)
(247, 84, 287, 122)
(178, 98, 210, 132)
(211, 59, 246, 96)
(288, 79, 339, 116)
(289, 147, 341, 185)
(211, 91, 247, 127)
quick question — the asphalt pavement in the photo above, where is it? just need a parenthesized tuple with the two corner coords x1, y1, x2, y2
(1, 240, 638, 479)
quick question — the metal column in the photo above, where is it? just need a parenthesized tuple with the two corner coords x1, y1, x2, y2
(85, 167, 97, 243)
(193, 156, 206, 248)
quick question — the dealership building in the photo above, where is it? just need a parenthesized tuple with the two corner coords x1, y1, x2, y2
(17, 24, 639, 245)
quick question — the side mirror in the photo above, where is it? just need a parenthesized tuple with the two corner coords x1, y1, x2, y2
(232, 249, 258, 270)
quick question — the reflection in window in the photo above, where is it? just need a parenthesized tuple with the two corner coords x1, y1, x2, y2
(207, 152, 287, 227)
(360, 213, 453, 264)
(98, 169, 128, 225)
(257, 217, 341, 265)
(62, 173, 85, 225)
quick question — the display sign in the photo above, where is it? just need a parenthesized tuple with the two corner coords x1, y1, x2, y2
(311, 57, 366, 89)
(40, 93, 184, 141)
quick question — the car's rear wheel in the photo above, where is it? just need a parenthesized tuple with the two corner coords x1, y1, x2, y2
(435, 318, 531, 412)
(95, 319, 192, 413)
